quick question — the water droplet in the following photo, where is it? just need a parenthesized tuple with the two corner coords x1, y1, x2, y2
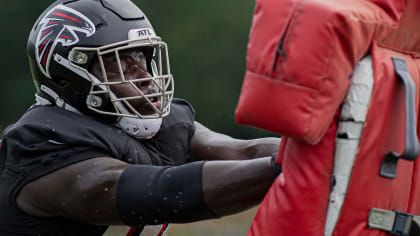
(163, 197, 168, 201)
(154, 220, 158, 223)
(52, 129, 56, 132)
(104, 188, 109, 192)
(178, 192, 183, 196)
(173, 209, 178, 213)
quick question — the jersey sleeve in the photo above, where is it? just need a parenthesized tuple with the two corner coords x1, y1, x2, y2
(0, 106, 126, 199)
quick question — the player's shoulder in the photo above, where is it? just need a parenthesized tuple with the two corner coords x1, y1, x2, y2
(20, 105, 83, 122)
(11, 106, 91, 129)
(170, 98, 195, 120)
(4, 105, 116, 141)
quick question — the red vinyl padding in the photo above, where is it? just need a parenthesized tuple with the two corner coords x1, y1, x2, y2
(235, 0, 405, 144)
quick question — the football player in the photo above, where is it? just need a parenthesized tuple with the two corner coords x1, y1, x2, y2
(0, 0, 281, 235)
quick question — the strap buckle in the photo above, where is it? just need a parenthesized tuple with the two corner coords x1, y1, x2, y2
(369, 208, 413, 235)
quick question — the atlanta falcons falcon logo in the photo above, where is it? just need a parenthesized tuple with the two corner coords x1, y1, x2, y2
(35, 4, 96, 79)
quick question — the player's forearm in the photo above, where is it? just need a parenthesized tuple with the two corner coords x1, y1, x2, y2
(191, 137, 280, 161)
(190, 121, 280, 161)
(202, 157, 275, 217)
(117, 157, 277, 226)
(243, 137, 281, 159)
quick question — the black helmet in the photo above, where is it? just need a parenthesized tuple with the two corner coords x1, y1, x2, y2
(27, 0, 174, 122)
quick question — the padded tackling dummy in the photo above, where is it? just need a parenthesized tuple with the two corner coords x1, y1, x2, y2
(235, 0, 420, 235)
(235, 0, 405, 144)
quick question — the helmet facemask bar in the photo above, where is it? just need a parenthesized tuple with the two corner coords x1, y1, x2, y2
(69, 36, 174, 119)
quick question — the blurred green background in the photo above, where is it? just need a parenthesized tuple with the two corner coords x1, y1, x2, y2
(0, 0, 276, 235)
(0, 0, 279, 140)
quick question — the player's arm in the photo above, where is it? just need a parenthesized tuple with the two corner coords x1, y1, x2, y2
(190, 121, 280, 161)
(17, 156, 278, 226)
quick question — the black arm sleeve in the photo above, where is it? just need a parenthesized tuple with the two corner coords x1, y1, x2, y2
(116, 161, 217, 226)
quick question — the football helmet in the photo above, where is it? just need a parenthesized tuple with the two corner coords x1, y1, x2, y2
(27, 0, 174, 125)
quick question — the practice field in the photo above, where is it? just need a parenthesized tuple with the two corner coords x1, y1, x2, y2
(104, 206, 258, 236)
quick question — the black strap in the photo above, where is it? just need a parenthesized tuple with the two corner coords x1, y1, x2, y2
(271, 152, 282, 177)
(380, 57, 420, 179)
(126, 225, 145, 236)
(409, 217, 420, 236)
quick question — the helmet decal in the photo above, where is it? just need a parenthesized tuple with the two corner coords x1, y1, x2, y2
(35, 4, 96, 79)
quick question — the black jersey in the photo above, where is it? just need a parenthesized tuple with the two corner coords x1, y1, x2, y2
(0, 98, 195, 236)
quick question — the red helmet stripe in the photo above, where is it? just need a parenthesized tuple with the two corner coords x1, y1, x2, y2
(39, 38, 49, 53)
(52, 12, 81, 23)
(42, 28, 53, 36)
(60, 35, 69, 39)
(42, 45, 51, 67)
(48, 21, 58, 25)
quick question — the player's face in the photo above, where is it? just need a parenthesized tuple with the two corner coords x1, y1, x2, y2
(90, 49, 161, 116)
